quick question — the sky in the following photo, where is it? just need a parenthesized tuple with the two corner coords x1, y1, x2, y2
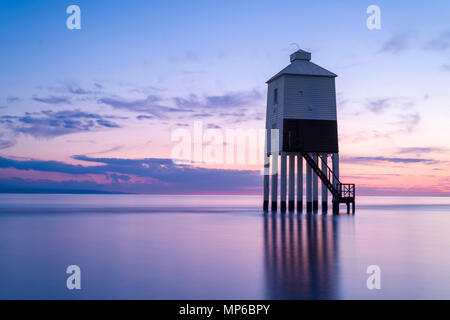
(0, 0, 449, 195)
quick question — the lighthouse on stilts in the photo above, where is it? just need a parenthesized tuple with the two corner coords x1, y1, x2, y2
(263, 48, 355, 214)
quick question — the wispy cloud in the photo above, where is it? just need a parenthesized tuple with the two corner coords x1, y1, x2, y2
(168, 50, 199, 62)
(191, 113, 214, 118)
(47, 81, 104, 97)
(84, 145, 124, 156)
(354, 96, 421, 139)
(0, 140, 14, 149)
(6, 96, 20, 103)
(136, 115, 153, 120)
(32, 95, 71, 105)
(379, 30, 450, 57)
(424, 30, 450, 51)
(365, 96, 416, 114)
(98, 95, 191, 118)
(98, 89, 263, 124)
(342, 156, 440, 164)
(365, 98, 391, 113)
(368, 112, 421, 140)
(396, 147, 446, 155)
(0, 133, 14, 150)
(379, 32, 416, 54)
(108, 173, 131, 183)
(173, 90, 262, 109)
(394, 113, 420, 133)
(66, 85, 95, 95)
(0, 110, 123, 138)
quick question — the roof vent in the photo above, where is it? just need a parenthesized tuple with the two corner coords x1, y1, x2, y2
(290, 49, 311, 62)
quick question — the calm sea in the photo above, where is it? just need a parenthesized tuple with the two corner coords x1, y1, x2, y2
(0, 194, 450, 299)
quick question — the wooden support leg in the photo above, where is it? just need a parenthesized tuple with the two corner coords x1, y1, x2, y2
(271, 154, 278, 211)
(296, 154, 303, 213)
(306, 157, 312, 213)
(321, 153, 328, 213)
(312, 154, 318, 211)
(288, 154, 295, 212)
(332, 200, 339, 215)
(280, 152, 287, 213)
(263, 160, 269, 211)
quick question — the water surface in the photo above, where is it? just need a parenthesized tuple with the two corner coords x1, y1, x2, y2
(1, 194, 450, 299)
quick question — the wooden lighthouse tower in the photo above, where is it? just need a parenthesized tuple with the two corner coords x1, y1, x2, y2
(263, 48, 355, 214)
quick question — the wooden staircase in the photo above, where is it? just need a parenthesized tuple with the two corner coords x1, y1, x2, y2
(301, 152, 355, 213)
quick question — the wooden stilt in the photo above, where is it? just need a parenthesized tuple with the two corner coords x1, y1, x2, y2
(296, 154, 303, 212)
(332, 200, 339, 215)
(312, 154, 318, 211)
(263, 131, 270, 211)
(271, 153, 278, 211)
(280, 152, 287, 212)
(288, 154, 295, 211)
(321, 153, 328, 212)
(332, 153, 339, 188)
(306, 157, 312, 212)
(263, 162, 269, 211)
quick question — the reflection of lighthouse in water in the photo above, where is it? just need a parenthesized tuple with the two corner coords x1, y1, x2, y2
(263, 213, 339, 299)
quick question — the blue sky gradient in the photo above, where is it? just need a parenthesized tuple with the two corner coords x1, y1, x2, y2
(0, 0, 449, 195)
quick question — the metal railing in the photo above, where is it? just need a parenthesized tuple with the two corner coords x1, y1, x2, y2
(339, 183, 355, 199)
(302, 152, 355, 202)
(316, 153, 340, 186)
